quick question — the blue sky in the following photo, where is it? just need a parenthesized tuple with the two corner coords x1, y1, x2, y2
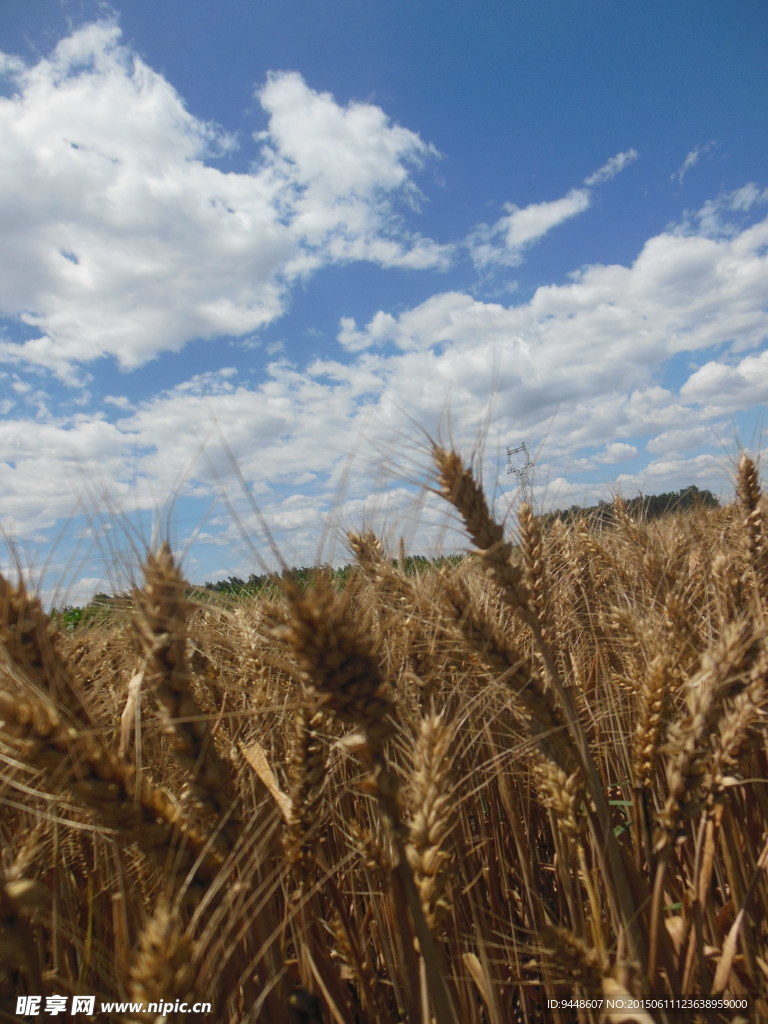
(1, 0, 767, 603)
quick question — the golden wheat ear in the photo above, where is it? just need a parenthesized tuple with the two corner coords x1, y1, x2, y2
(284, 702, 327, 871)
(127, 898, 198, 1021)
(737, 453, 768, 602)
(518, 501, 554, 645)
(0, 573, 94, 726)
(405, 713, 455, 931)
(134, 543, 240, 852)
(432, 445, 532, 614)
(541, 924, 606, 995)
(440, 572, 580, 774)
(272, 573, 395, 752)
(0, 570, 216, 885)
(632, 652, 675, 794)
(0, 689, 224, 889)
(273, 572, 460, 1024)
(658, 618, 761, 843)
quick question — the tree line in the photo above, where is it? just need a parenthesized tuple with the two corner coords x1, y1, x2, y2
(51, 486, 719, 620)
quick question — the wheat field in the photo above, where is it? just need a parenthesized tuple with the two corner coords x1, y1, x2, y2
(1, 447, 767, 1024)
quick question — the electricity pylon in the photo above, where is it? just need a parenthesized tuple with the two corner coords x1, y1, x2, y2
(506, 442, 536, 512)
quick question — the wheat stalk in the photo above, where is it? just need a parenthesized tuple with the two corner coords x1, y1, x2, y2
(134, 544, 239, 850)
(659, 619, 761, 841)
(0, 690, 224, 888)
(441, 572, 580, 774)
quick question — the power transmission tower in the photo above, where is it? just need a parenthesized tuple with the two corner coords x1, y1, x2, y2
(506, 442, 536, 512)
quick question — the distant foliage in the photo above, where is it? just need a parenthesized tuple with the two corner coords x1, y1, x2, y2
(51, 592, 130, 631)
(202, 565, 341, 598)
(541, 483, 720, 527)
(201, 553, 463, 598)
(52, 489, 720, 623)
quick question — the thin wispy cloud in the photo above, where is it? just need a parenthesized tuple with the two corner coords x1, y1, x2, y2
(672, 141, 716, 186)
(468, 188, 590, 267)
(468, 149, 638, 267)
(583, 148, 639, 186)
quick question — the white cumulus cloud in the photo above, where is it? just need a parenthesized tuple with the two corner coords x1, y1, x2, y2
(2, 192, 766, 575)
(0, 24, 447, 377)
(597, 442, 638, 464)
